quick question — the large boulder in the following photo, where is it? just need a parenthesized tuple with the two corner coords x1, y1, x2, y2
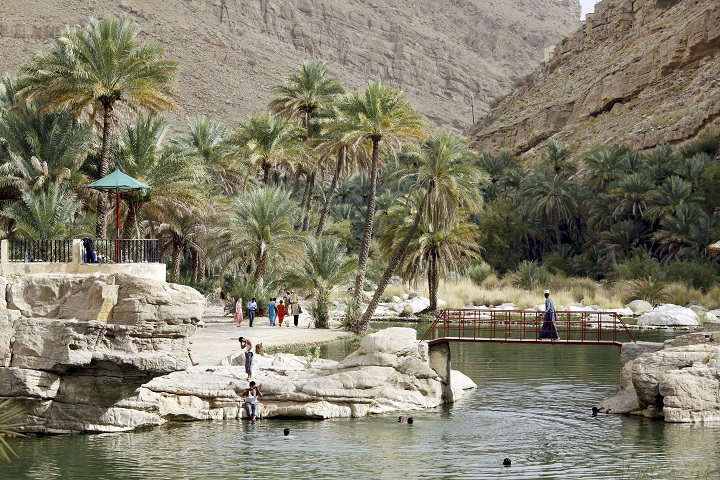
(626, 300, 652, 314)
(0, 273, 203, 433)
(392, 296, 430, 315)
(636, 304, 700, 327)
(600, 324, 720, 423)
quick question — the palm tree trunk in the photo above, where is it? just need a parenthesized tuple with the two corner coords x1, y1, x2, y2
(316, 147, 344, 236)
(96, 103, 114, 238)
(197, 254, 206, 282)
(302, 171, 316, 231)
(429, 252, 438, 311)
(360, 183, 431, 324)
(262, 161, 271, 185)
(254, 251, 266, 288)
(172, 243, 182, 281)
(298, 172, 310, 227)
(122, 202, 138, 239)
(291, 170, 301, 199)
(353, 138, 380, 302)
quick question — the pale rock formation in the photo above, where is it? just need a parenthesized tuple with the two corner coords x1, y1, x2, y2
(636, 304, 700, 327)
(626, 300, 653, 314)
(392, 296, 430, 315)
(0, 273, 204, 433)
(599, 327, 720, 423)
(141, 327, 475, 422)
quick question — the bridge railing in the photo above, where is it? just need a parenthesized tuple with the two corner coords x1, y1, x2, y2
(421, 308, 637, 346)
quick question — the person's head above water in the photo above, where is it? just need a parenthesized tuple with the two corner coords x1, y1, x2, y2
(283, 428, 290, 436)
(544, 289, 550, 298)
(592, 406, 598, 416)
(397, 416, 404, 423)
(407, 417, 414, 425)
(503, 458, 511, 467)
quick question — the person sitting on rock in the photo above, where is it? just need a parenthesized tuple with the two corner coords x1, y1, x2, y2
(238, 336, 254, 380)
(240, 381, 262, 421)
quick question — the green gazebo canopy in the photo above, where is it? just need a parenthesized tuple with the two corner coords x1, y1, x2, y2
(85, 169, 150, 193)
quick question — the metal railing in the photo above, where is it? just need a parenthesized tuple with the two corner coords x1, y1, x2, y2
(84, 239, 160, 264)
(422, 308, 637, 346)
(7, 239, 73, 263)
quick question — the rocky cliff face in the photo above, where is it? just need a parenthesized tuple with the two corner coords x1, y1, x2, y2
(0, 0, 580, 129)
(0, 274, 205, 433)
(469, 0, 720, 155)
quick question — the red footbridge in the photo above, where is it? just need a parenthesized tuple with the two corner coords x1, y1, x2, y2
(421, 308, 637, 347)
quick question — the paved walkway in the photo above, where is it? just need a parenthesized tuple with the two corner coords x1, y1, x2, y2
(187, 313, 352, 366)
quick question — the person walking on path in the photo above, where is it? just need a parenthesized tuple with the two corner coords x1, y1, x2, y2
(247, 298, 257, 327)
(267, 297, 277, 326)
(234, 297, 244, 327)
(291, 299, 301, 327)
(538, 289, 560, 340)
(240, 381, 262, 421)
(239, 336, 254, 380)
(277, 300, 286, 326)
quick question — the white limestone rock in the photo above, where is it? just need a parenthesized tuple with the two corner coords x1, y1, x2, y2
(626, 300, 652, 314)
(636, 304, 700, 327)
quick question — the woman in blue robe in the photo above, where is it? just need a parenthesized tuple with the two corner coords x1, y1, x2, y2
(539, 289, 560, 340)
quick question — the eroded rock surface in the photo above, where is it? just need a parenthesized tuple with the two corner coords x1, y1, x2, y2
(142, 327, 476, 422)
(0, 274, 203, 433)
(599, 327, 720, 423)
(0, 0, 580, 130)
(470, 0, 720, 155)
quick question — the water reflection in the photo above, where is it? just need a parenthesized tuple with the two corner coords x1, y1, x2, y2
(3, 326, 718, 479)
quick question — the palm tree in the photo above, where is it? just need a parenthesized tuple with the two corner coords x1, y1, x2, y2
(0, 102, 94, 193)
(381, 204, 481, 310)
(217, 187, 303, 287)
(157, 212, 205, 281)
(271, 60, 345, 136)
(112, 113, 203, 238)
(231, 112, 302, 185)
(2, 183, 93, 240)
(326, 81, 425, 306)
(521, 167, 580, 247)
(581, 145, 629, 193)
(360, 131, 480, 327)
(271, 61, 345, 231)
(24, 15, 178, 237)
(285, 236, 355, 328)
(177, 116, 245, 195)
(0, 399, 24, 463)
(541, 141, 575, 177)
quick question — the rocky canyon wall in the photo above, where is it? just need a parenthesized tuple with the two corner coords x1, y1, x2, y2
(0, 0, 580, 129)
(469, 0, 720, 155)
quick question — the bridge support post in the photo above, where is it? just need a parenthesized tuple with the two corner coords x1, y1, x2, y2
(428, 341, 453, 403)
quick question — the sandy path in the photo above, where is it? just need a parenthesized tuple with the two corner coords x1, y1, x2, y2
(187, 313, 352, 366)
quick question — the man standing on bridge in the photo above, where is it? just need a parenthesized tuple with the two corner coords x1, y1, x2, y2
(539, 289, 560, 340)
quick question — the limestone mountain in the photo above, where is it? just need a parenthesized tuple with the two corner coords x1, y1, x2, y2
(469, 0, 720, 155)
(0, 0, 579, 130)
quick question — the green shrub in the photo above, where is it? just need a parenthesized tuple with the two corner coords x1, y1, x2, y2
(468, 262, 495, 286)
(616, 248, 663, 280)
(626, 277, 668, 305)
(221, 272, 276, 316)
(665, 260, 717, 292)
(511, 260, 549, 290)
